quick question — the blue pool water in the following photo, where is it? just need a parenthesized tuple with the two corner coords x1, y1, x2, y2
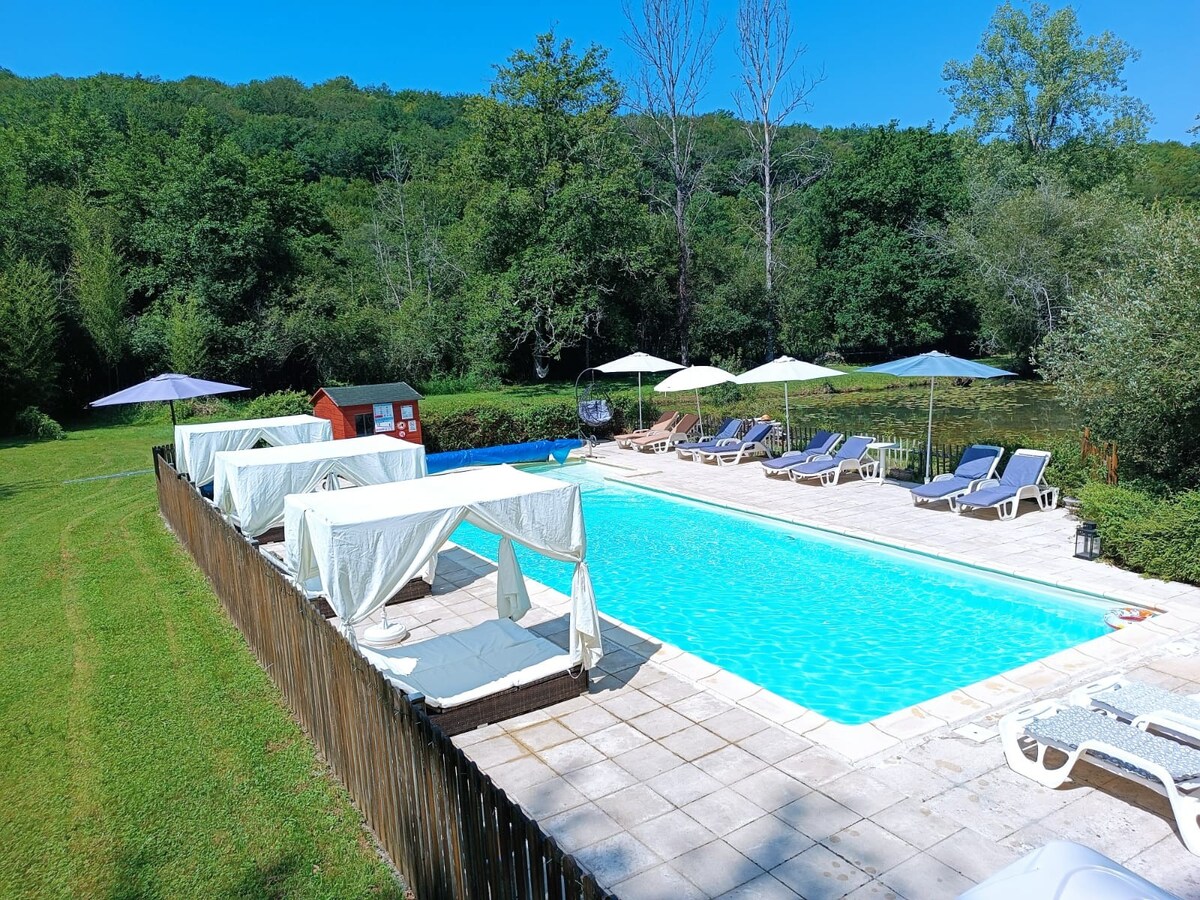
(450, 461, 1109, 724)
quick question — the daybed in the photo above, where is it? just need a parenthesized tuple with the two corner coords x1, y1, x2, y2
(214, 434, 427, 539)
(284, 466, 603, 733)
(359, 619, 585, 735)
(175, 414, 332, 486)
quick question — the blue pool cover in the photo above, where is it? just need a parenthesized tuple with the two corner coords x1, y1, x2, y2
(426, 439, 583, 474)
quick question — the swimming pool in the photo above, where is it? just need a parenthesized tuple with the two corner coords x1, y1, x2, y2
(450, 461, 1109, 724)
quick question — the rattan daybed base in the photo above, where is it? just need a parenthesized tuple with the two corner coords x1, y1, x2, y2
(414, 666, 589, 736)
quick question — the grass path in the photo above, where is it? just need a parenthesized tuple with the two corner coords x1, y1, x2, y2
(0, 423, 402, 898)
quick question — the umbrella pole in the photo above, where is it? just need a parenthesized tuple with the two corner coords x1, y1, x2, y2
(925, 377, 935, 482)
(783, 382, 791, 451)
(638, 372, 644, 431)
(694, 390, 702, 436)
(169, 399, 177, 428)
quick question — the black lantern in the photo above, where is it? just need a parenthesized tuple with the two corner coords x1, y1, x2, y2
(1075, 521, 1101, 560)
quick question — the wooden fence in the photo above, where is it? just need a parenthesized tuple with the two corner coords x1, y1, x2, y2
(152, 445, 613, 900)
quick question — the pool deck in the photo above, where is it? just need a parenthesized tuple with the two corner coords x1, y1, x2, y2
(357, 446, 1200, 898)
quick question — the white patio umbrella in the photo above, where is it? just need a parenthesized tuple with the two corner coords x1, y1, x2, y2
(653, 365, 735, 435)
(734, 356, 844, 451)
(594, 351, 683, 430)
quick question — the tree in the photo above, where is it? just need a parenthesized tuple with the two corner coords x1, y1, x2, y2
(943, 2, 1150, 153)
(734, 0, 824, 359)
(67, 194, 128, 379)
(457, 32, 652, 377)
(623, 0, 721, 363)
(166, 294, 212, 376)
(0, 258, 61, 411)
(801, 126, 971, 356)
(928, 163, 1131, 371)
(1041, 207, 1200, 485)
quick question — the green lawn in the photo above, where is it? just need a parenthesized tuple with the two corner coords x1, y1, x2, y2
(0, 422, 402, 899)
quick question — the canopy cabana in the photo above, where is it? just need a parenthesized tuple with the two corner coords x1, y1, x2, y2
(283, 465, 603, 671)
(175, 414, 332, 487)
(213, 435, 427, 538)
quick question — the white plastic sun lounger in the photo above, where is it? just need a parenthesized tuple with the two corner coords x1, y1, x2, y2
(1070, 674, 1200, 746)
(1000, 700, 1200, 855)
(958, 839, 1180, 900)
(951, 448, 1058, 520)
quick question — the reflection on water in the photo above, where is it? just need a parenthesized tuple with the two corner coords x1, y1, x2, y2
(750, 381, 1075, 445)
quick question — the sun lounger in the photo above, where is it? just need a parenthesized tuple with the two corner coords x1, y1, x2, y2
(1071, 674, 1200, 746)
(959, 839, 1180, 900)
(615, 411, 679, 447)
(787, 435, 875, 486)
(910, 444, 1003, 506)
(1000, 699, 1200, 855)
(951, 449, 1058, 519)
(675, 418, 742, 460)
(359, 619, 587, 735)
(760, 431, 843, 478)
(629, 413, 700, 453)
(696, 422, 776, 466)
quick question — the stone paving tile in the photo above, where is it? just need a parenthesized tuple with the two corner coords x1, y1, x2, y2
(595, 783, 675, 830)
(730, 766, 812, 812)
(867, 799, 963, 851)
(613, 740, 686, 781)
(842, 881, 912, 900)
(725, 814, 813, 870)
(561, 759, 638, 799)
(738, 726, 811, 764)
(641, 674, 701, 705)
(692, 745, 768, 785)
(599, 689, 663, 720)
(512, 778, 590, 819)
(776, 748, 857, 786)
(559, 703, 620, 737)
(925, 826, 1020, 885)
(716, 872, 803, 900)
(803, 722, 900, 762)
(486, 754, 558, 793)
(821, 771, 907, 819)
(541, 802, 623, 853)
(771, 842, 871, 900)
(630, 809, 718, 860)
(878, 852, 974, 900)
(627, 706, 692, 740)
(681, 787, 767, 838)
(822, 820, 919, 878)
(674, 840, 765, 896)
(573, 832, 663, 886)
(613, 863, 707, 900)
(704, 708, 770, 743)
(467, 734, 526, 768)
(775, 791, 861, 841)
(647, 762, 725, 807)
(660, 723, 729, 761)
(511, 719, 575, 751)
(1123, 835, 1200, 898)
(585, 722, 652, 756)
(673, 691, 734, 723)
(540, 738, 607, 775)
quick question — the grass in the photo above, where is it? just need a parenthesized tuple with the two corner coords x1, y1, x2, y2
(0, 421, 403, 899)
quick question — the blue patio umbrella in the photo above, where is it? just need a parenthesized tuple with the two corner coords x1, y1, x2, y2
(89, 373, 248, 426)
(858, 352, 1015, 482)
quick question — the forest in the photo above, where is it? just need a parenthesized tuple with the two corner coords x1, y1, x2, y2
(0, 1, 1198, 437)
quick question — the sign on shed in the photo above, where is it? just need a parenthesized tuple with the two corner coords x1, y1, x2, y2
(312, 382, 424, 444)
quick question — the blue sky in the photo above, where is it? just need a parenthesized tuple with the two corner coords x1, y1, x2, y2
(4, 1, 1197, 141)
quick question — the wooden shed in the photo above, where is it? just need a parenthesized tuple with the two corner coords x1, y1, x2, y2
(311, 382, 425, 444)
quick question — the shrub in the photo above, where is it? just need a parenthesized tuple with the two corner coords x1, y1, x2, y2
(1079, 482, 1200, 585)
(240, 390, 312, 419)
(16, 406, 66, 441)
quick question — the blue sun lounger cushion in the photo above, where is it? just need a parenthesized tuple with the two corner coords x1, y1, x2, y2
(675, 418, 741, 453)
(910, 444, 1003, 503)
(760, 430, 841, 472)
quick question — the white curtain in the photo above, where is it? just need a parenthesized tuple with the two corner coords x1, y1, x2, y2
(282, 467, 603, 669)
(214, 436, 425, 536)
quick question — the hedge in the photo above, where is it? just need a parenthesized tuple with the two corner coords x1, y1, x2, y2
(1079, 483, 1200, 586)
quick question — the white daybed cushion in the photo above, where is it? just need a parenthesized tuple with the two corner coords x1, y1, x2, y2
(214, 434, 426, 536)
(175, 414, 332, 486)
(359, 619, 572, 709)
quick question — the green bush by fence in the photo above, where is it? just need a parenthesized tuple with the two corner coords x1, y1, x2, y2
(1079, 483, 1200, 586)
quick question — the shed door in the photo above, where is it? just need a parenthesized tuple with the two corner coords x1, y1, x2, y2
(353, 412, 374, 436)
